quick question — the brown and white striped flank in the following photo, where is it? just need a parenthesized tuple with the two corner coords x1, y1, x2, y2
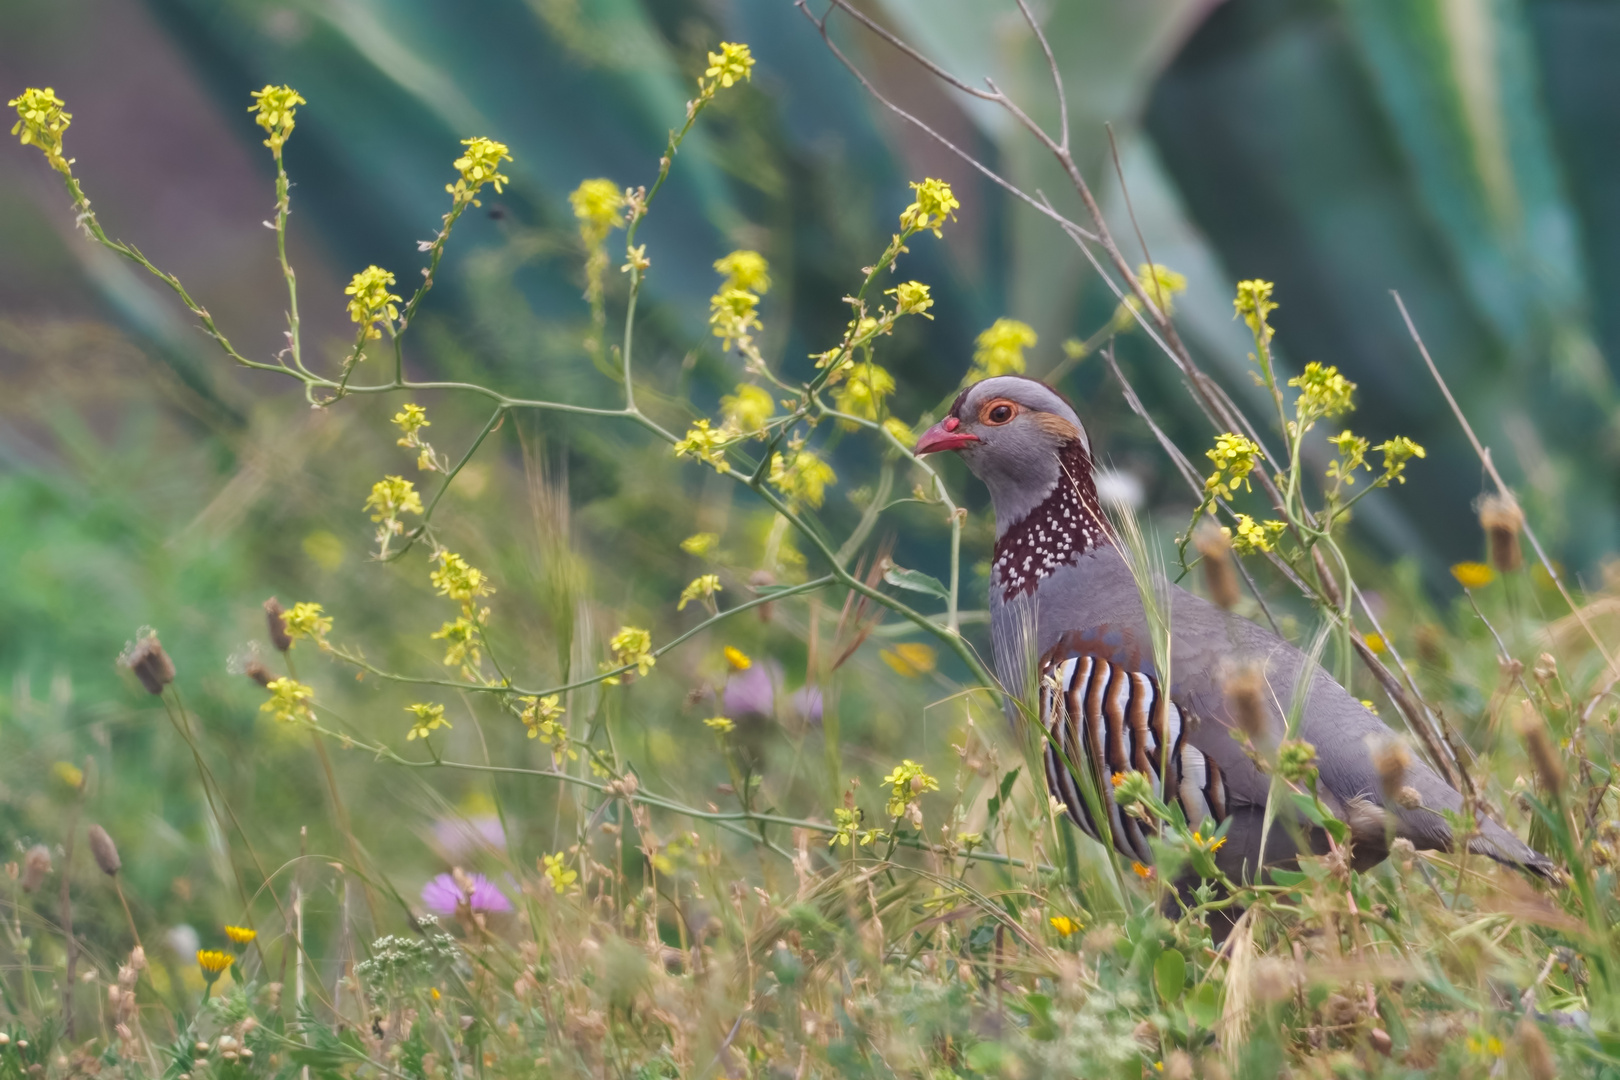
(1040, 652, 1229, 864)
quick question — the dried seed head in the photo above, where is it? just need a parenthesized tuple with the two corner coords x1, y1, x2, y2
(1251, 957, 1295, 1004)
(119, 629, 175, 696)
(22, 844, 51, 892)
(1395, 786, 1423, 809)
(1193, 519, 1239, 610)
(1370, 736, 1411, 802)
(1415, 623, 1446, 669)
(1533, 652, 1558, 686)
(264, 597, 292, 652)
(87, 824, 121, 876)
(228, 645, 274, 688)
(1478, 493, 1524, 573)
(1515, 1014, 1556, 1080)
(1223, 662, 1269, 744)
(1514, 699, 1564, 793)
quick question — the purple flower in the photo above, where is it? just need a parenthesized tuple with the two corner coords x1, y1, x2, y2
(433, 815, 506, 859)
(420, 872, 511, 915)
(723, 660, 782, 718)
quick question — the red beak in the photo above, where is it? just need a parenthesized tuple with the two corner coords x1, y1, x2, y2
(913, 416, 981, 455)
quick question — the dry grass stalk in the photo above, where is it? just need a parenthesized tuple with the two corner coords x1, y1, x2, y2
(1193, 518, 1239, 610)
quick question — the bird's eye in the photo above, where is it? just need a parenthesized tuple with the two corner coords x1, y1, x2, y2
(985, 402, 1015, 425)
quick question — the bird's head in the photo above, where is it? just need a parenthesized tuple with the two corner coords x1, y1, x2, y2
(914, 375, 1093, 534)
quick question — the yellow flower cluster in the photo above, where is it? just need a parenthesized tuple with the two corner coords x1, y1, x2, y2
(1203, 433, 1261, 501)
(283, 601, 333, 645)
(677, 573, 722, 612)
(261, 677, 314, 725)
(1376, 435, 1425, 484)
(344, 265, 401, 341)
(887, 280, 934, 318)
(431, 616, 480, 670)
(724, 646, 752, 670)
(1451, 562, 1495, 589)
(714, 250, 770, 294)
(709, 288, 762, 350)
(364, 475, 423, 524)
(701, 42, 755, 95)
(769, 446, 836, 509)
(881, 759, 939, 820)
(1114, 263, 1187, 329)
(1227, 514, 1284, 555)
(542, 851, 578, 894)
(392, 404, 437, 471)
(1289, 362, 1355, 425)
(197, 949, 233, 980)
(972, 318, 1036, 377)
(431, 551, 495, 603)
(673, 419, 732, 473)
(702, 716, 735, 733)
(405, 702, 451, 741)
(247, 84, 305, 154)
(720, 383, 775, 435)
(519, 694, 570, 749)
(829, 807, 884, 848)
(224, 925, 257, 946)
(1233, 278, 1277, 334)
(8, 87, 72, 172)
(447, 136, 511, 207)
(833, 362, 896, 421)
(602, 626, 655, 685)
(569, 178, 624, 246)
(682, 532, 719, 557)
(899, 178, 959, 238)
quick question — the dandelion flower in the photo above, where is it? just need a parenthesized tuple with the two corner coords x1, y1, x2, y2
(223, 925, 256, 947)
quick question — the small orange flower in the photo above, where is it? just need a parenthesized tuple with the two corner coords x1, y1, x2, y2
(1110, 772, 1127, 787)
(1451, 562, 1495, 589)
(1131, 861, 1155, 879)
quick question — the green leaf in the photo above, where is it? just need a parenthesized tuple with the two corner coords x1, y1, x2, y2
(1185, 980, 1221, 1029)
(1154, 947, 1187, 1004)
(986, 765, 1022, 826)
(882, 566, 950, 600)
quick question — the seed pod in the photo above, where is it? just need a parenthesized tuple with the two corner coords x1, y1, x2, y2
(1533, 652, 1558, 685)
(1479, 494, 1524, 573)
(87, 825, 121, 876)
(22, 844, 51, 892)
(1223, 662, 1268, 744)
(1193, 519, 1239, 610)
(121, 631, 175, 695)
(1370, 736, 1411, 802)
(264, 598, 293, 652)
(1514, 699, 1564, 793)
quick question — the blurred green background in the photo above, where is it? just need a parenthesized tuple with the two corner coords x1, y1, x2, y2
(4, 0, 1620, 973)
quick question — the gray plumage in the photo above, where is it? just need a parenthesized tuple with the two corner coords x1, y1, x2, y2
(916, 375, 1554, 882)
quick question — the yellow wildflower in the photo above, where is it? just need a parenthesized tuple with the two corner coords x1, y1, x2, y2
(887, 280, 934, 318)
(1364, 632, 1387, 654)
(709, 288, 762, 349)
(261, 678, 314, 725)
(678, 574, 722, 612)
(542, 852, 578, 894)
(393, 403, 429, 438)
(247, 85, 305, 154)
(769, 447, 836, 509)
(364, 475, 423, 523)
(833, 362, 896, 421)
(1451, 562, 1496, 590)
(899, 178, 959, 237)
(1233, 279, 1277, 334)
(405, 702, 451, 741)
(703, 42, 755, 92)
(829, 807, 884, 848)
(879, 642, 936, 678)
(224, 925, 257, 947)
(9, 88, 72, 172)
(1375, 435, 1425, 484)
(1114, 263, 1188, 328)
(53, 761, 84, 790)
(519, 694, 566, 740)
(430, 551, 495, 602)
(431, 616, 481, 669)
(681, 532, 719, 557)
(1131, 861, 1155, 879)
(724, 646, 752, 671)
(602, 626, 655, 685)
(881, 759, 939, 819)
(720, 383, 775, 434)
(1204, 433, 1261, 500)
(1228, 515, 1284, 555)
(972, 318, 1036, 377)
(1326, 429, 1369, 486)
(569, 178, 624, 245)
(282, 602, 332, 645)
(714, 250, 770, 294)
(1289, 362, 1355, 424)
(1049, 915, 1080, 938)
(702, 717, 735, 733)
(447, 136, 511, 207)
(882, 416, 915, 445)
(673, 419, 732, 472)
(197, 950, 233, 983)
(345, 266, 401, 341)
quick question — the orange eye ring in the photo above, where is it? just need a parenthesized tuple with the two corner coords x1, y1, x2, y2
(980, 398, 1018, 426)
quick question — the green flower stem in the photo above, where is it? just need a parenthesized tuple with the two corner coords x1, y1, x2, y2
(383, 405, 508, 564)
(270, 149, 312, 382)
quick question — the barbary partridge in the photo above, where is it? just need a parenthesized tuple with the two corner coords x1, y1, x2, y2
(915, 375, 1554, 882)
